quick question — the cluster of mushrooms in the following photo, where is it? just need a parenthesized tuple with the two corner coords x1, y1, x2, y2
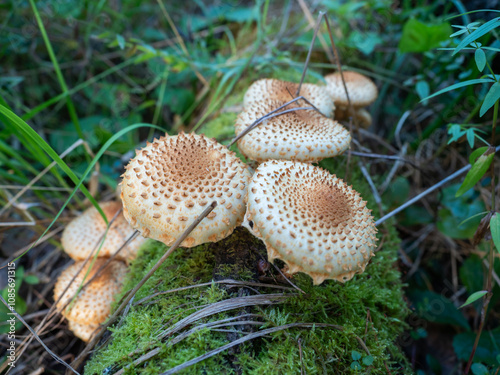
(54, 201, 146, 341)
(54, 70, 379, 342)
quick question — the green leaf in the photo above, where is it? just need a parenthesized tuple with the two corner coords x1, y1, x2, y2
(471, 363, 489, 375)
(23, 275, 39, 285)
(470, 146, 489, 164)
(456, 151, 494, 197)
(416, 81, 430, 101)
(480, 82, 500, 117)
(116, 34, 125, 50)
(362, 356, 374, 366)
(350, 361, 362, 370)
(490, 213, 500, 255)
(475, 49, 486, 72)
(459, 290, 488, 308)
(351, 350, 362, 361)
(407, 290, 470, 329)
(399, 19, 452, 53)
(454, 17, 500, 55)
(423, 79, 494, 101)
(454, 328, 500, 365)
(466, 128, 475, 148)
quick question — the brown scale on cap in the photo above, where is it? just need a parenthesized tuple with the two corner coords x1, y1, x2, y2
(54, 259, 127, 328)
(61, 201, 147, 263)
(120, 132, 251, 247)
(244, 78, 335, 118)
(244, 160, 378, 285)
(235, 99, 351, 163)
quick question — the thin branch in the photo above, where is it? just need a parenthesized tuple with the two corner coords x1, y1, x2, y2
(375, 145, 500, 226)
(296, 11, 325, 97)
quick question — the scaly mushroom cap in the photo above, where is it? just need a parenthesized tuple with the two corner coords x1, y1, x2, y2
(68, 321, 99, 342)
(61, 201, 147, 263)
(120, 132, 251, 247)
(235, 99, 351, 163)
(324, 71, 378, 108)
(54, 259, 127, 325)
(244, 79, 335, 118)
(244, 160, 378, 285)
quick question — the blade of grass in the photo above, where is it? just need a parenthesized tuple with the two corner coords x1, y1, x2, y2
(3, 122, 164, 263)
(0, 106, 101, 221)
(28, 0, 84, 142)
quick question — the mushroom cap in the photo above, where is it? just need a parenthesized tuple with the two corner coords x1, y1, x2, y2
(324, 71, 378, 108)
(235, 99, 351, 163)
(68, 320, 99, 342)
(54, 259, 127, 325)
(120, 132, 252, 248)
(244, 160, 378, 285)
(244, 79, 335, 118)
(334, 107, 373, 129)
(61, 201, 148, 263)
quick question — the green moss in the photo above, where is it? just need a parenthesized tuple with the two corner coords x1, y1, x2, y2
(85, 157, 410, 375)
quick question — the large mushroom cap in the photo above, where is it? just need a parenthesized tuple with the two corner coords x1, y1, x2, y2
(244, 160, 378, 285)
(61, 201, 148, 262)
(54, 259, 127, 326)
(235, 99, 351, 163)
(324, 71, 378, 108)
(244, 79, 335, 118)
(120, 132, 252, 248)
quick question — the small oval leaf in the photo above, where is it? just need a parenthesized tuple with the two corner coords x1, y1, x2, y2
(456, 151, 494, 197)
(475, 49, 486, 72)
(351, 350, 362, 361)
(490, 212, 500, 255)
(459, 290, 488, 308)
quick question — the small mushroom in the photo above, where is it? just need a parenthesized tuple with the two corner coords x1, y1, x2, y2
(324, 71, 378, 128)
(244, 160, 378, 285)
(53, 259, 127, 341)
(120, 132, 252, 248)
(235, 99, 351, 163)
(61, 201, 148, 263)
(244, 78, 335, 118)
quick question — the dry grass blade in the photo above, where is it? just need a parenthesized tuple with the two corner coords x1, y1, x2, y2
(160, 323, 343, 375)
(135, 279, 295, 305)
(0, 295, 80, 375)
(158, 293, 293, 340)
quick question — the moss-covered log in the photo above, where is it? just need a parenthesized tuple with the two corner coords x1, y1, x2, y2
(84, 157, 410, 374)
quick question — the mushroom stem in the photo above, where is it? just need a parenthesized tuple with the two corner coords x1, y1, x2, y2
(71, 201, 218, 370)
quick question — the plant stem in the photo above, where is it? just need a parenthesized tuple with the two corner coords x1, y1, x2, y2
(464, 99, 498, 374)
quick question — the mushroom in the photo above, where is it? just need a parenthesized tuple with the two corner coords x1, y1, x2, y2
(243, 78, 335, 118)
(120, 132, 252, 248)
(61, 200, 148, 263)
(235, 99, 351, 163)
(53, 259, 127, 341)
(324, 71, 378, 128)
(244, 160, 378, 285)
